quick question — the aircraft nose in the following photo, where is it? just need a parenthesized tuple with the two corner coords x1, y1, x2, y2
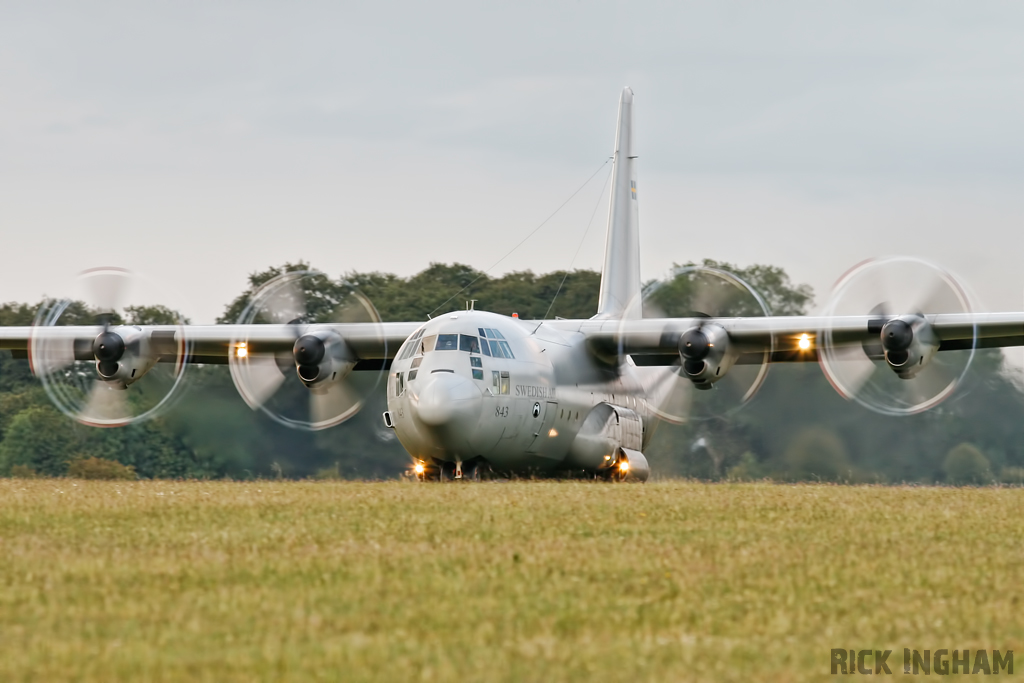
(415, 372, 482, 428)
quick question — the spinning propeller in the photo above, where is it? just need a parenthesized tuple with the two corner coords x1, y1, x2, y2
(228, 270, 386, 430)
(817, 257, 976, 415)
(29, 267, 189, 427)
(621, 265, 773, 423)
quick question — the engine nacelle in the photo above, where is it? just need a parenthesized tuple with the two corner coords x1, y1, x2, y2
(293, 329, 355, 388)
(881, 316, 938, 379)
(93, 326, 158, 388)
(613, 448, 650, 482)
(565, 404, 649, 483)
(678, 323, 736, 389)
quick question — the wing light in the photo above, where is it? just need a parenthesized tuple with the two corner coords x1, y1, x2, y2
(798, 334, 811, 351)
(235, 343, 248, 358)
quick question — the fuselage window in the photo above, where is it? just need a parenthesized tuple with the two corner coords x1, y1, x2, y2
(422, 335, 437, 354)
(480, 338, 491, 356)
(459, 334, 480, 353)
(435, 334, 458, 351)
(470, 356, 482, 368)
(498, 341, 514, 359)
(499, 370, 510, 395)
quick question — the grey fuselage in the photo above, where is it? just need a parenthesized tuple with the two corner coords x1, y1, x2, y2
(385, 311, 655, 474)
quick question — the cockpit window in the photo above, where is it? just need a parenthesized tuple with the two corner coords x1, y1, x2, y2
(421, 335, 437, 354)
(480, 338, 491, 356)
(485, 339, 514, 359)
(435, 334, 459, 351)
(459, 334, 480, 353)
(396, 335, 418, 361)
(396, 328, 426, 361)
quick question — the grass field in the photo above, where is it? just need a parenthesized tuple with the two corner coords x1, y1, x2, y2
(0, 480, 1022, 682)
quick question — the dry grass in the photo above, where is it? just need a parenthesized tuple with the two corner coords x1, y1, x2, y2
(0, 479, 1021, 682)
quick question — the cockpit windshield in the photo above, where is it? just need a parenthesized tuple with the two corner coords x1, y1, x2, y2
(435, 334, 459, 351)
(421, 328, 514, 358)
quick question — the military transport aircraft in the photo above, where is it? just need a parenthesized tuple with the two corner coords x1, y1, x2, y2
(3, 88, 1023, 481)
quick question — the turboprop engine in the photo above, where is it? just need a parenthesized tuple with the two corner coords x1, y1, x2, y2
(228, 270, 387, 430)
(29, 267, 190, 427)
(877, 316, 939, 379)
(622, 265, 773, 424)
(292, 331, 356, 387)
(678, 323, 735, 389)
(818, 256, 976, 415)
(90, 326, 160, 388)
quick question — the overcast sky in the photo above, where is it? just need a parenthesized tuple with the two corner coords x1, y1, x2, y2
(3, 1, 1024, 324)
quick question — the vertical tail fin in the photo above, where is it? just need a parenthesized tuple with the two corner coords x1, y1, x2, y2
(595, 87, 642, 320)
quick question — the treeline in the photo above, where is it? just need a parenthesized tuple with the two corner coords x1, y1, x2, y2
(1, 260, 1023, 483)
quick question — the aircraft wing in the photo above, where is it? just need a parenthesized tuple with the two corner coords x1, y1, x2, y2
(0, 322, 422, 368)
(554, 313, 1024, 365)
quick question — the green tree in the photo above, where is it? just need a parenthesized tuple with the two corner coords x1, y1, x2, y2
(782, 427, 851, 482)
(0, 405, 82, 476)
(4, 259, 1024, 483)
(943, 443, 993, 485)
(124, 305, 190, 325)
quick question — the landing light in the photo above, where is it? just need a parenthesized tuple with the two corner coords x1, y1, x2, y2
(798, 334, 811, 351)
(619, 461, 630, 472)
(235, 343, 248, 358)
(414, 462, 425, 475)
(548, 428, 558, 438)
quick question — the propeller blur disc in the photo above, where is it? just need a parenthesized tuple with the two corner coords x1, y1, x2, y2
(228, 270, 386, 431)
(818, 256, 976, 415)
(621, 265, 773, 423)
(30, 268, 190, 427)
